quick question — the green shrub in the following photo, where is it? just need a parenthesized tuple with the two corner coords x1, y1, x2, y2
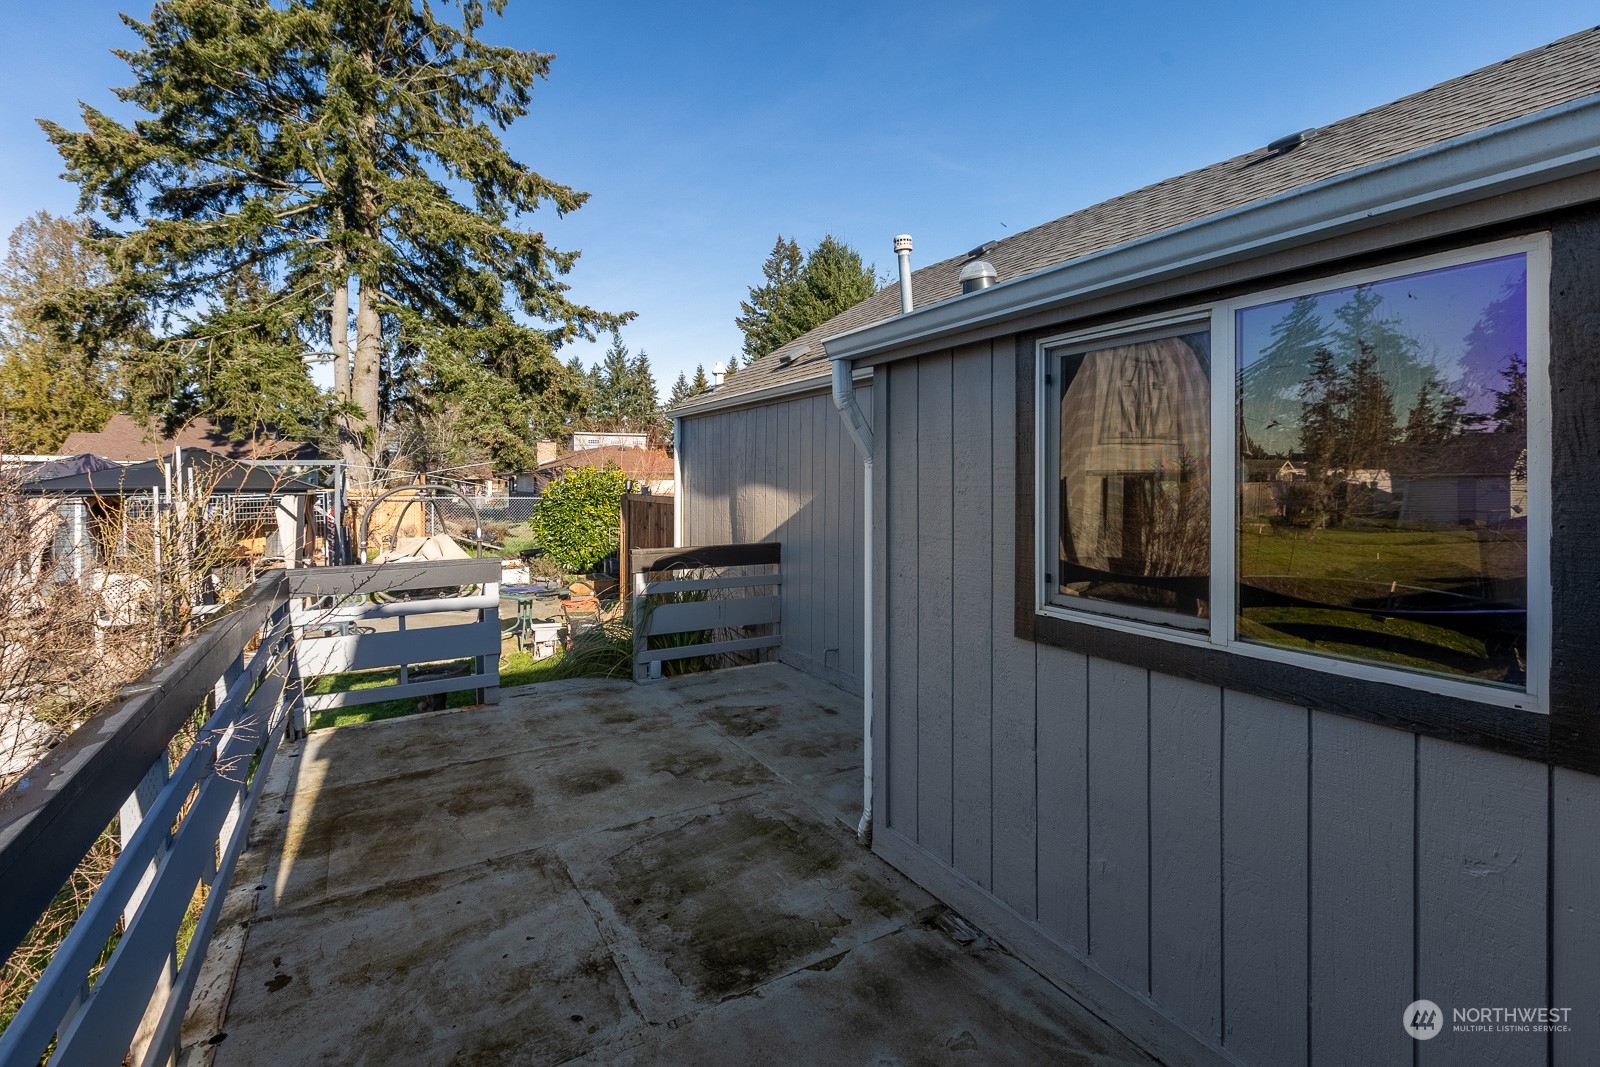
(531, 463, 628, 573)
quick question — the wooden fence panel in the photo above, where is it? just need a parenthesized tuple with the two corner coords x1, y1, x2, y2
(620, 494, 675, 582)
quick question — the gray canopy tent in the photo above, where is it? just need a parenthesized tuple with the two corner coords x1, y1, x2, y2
(22, 448, 324, 574)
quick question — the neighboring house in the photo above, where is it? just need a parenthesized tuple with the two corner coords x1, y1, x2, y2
(23, 449, 325, 571)
(59, 414, 319, 462)
(568, 431, 649, 451)
(517, 433, 652, 491)
(57, 416, 324, 564)
(675, 29, 1600, 1067)
(513, 445, 674, 497)
(1392, 433, 1527, 525)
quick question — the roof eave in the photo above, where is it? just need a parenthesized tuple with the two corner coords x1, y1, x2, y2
(668, 364, 873, 419)
(824, 92, 1600, 364)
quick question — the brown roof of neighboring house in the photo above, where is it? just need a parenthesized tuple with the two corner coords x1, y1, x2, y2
(58, 415, 319, 462)
(678, 26, 1600, 416)
(530, 446, 673, 492)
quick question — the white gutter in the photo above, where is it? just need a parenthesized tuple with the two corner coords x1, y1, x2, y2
(668, 365, 871, 420)
(825, 92, 1600, 362)
(672, 417, 684, 546)
(831, 358, 875, 845)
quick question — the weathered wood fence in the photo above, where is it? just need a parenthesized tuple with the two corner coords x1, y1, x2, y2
(618, 493, 674, 586)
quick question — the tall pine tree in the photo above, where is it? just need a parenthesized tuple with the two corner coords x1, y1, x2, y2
(0, 213, 120, 451)
(735, 234, 877, 363)
(42, 0, 626, 470)
(735, 236, 803, 363)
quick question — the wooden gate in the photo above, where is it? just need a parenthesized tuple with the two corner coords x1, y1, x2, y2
(619, 493, 674, 583)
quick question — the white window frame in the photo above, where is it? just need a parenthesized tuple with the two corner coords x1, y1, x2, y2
(1034, 234, 1552, 713)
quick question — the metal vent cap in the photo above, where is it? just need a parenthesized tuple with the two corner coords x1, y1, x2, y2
(958, 258, 997, 293)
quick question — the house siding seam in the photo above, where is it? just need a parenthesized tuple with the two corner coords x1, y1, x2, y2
(678, 389, 868, 694)
(868, 344, 1598, 1066)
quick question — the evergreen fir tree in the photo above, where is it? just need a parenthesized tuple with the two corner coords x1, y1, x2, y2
(1342, 341, 1397, 471)
(1246, 295, 1325, 456)
(1489, 353, 1527, 436)
(627, 350, 663, 439)
(734, 234, 877, 363)
(42, 0, 627, 469)
(785, 235, 878, 336)
(1330, 284, 1424, 392)
(0, 213, 120, 451)
(690, 364, 711, 395)
(1298, 346, 1344, 475)
(735, 237, 803, 363)
(666, 371, 693, 408)
(1403, 377, 1442, 445)
(591, 332, 634, 429)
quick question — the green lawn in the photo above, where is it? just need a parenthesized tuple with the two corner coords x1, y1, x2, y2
(1238, 522, 1523, 592)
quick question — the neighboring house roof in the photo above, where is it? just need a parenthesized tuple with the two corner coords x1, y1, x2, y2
(1390, 433, 1526, 479)
(676, 26, 1600, 417)
(59, 414, 319, 462)
(528, 446, 674, 493)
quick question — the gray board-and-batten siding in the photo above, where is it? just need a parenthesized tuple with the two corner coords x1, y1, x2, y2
(868, 335, 1600, 1067)
(677, 386, 868, 693)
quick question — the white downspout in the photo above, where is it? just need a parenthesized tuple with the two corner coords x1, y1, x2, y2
(672, 417, 684, 546)
(831, 357, 875, 845)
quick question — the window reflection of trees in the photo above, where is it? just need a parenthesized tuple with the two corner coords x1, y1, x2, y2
(1236, 257, 1529, 684)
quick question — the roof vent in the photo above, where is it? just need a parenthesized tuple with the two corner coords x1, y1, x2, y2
(1266, 128, 1316, 155)
(959, 257, 997, 294)
(778, 344, 808, 366)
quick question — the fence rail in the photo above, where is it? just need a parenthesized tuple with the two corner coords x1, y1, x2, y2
(0, 558, 502, 1066)
(631, 543, 781, 683)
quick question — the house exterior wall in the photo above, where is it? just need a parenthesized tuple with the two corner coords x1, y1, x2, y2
(869, 331, 1599, 1064)
(678, 387, 868, 692)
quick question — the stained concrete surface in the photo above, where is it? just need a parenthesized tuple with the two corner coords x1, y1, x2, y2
(184, 664, 1160, 1066)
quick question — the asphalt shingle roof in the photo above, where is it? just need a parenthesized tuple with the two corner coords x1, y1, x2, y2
(58, 414, 319, 462)
(684, 26, 1600, 415)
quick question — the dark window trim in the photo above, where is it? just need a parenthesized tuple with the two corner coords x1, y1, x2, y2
(1014, 212, 1600, 777)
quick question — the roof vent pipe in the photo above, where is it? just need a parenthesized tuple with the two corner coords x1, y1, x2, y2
(959, 257, 997, 294)
(893, 234, 913, 314)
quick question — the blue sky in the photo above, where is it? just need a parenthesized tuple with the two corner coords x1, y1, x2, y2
(1, 2, 1595, 392)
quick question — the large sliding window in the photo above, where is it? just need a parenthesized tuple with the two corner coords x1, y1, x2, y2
(1039, 237, 1548, 708)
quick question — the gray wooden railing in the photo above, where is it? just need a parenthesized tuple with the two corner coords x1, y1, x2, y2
(286, 559, 501, 711)
(0, 557, 501, 1067)
(631, 543, 781, 682)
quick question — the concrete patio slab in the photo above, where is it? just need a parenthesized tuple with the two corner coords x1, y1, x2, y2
(188, 663, 1160, 1067)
